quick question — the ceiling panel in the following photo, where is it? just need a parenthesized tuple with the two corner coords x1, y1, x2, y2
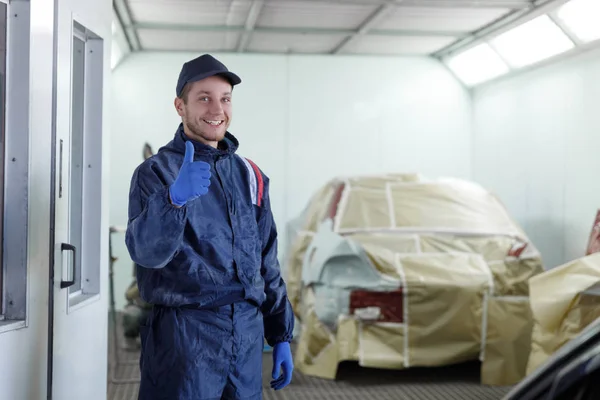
(137, 29, 241, 52)
(378, 6, 512, 32)
(129, 0, 251, 26)
(247, 32, 347, 53)
(119, 0, 538, 56)
(257, 1, 377, 30)
(341, 35, 458, 55)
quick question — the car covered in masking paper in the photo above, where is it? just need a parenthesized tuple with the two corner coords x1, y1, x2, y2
(526, 252, 600, 377)
(284, 173, 545, 386)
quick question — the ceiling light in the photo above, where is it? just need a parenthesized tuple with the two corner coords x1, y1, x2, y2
(556, 0, 600, 43)
(446, 43, 510, 86)
(490, 15, 575, 68)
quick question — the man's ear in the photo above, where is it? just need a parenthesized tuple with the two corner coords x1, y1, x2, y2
(174, 97, 185, 117)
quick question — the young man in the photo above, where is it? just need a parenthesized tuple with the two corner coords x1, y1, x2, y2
(125, 54, 294, 400)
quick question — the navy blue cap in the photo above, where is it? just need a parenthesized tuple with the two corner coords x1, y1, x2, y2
(176, 54, 241, 97)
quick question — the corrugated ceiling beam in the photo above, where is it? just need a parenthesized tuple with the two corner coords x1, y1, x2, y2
(432, 0, 570, 59)
(224, 0, 238, 26)
(237, 0, 265, 52)
(113, 0, 141, 51)
(330, 2, 396, 54)
(112, 5, 132, 52)
(132, 22, 466, 38)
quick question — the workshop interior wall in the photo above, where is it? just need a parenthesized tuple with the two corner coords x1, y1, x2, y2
(472, 47, 600, 270)
(109, 51, 473, 310)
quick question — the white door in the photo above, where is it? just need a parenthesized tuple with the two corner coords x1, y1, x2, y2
(0, 1, 54, 399)
(51, 1, 109, 399)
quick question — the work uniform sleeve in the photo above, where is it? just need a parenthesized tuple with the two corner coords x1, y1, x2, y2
(258, 177, 295, 347)
(125, 163, 187, 269)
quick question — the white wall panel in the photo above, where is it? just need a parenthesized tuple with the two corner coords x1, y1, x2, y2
(286, 55, 471, 219)
(473, 47, 600, 269)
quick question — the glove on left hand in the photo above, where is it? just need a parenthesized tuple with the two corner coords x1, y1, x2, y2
(270, 342, 293, 390)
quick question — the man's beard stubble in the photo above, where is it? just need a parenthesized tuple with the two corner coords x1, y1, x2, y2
(184, 116, 225, 144)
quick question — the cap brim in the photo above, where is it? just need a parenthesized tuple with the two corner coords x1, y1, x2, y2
(187, 70, 241, 88)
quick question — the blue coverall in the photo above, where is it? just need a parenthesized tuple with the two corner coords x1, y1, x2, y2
(125, 125, 295, 399)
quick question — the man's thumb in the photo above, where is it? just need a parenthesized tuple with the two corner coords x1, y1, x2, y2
(184, 141, 194, 164)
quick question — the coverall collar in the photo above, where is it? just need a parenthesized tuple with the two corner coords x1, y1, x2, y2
(172, 123, 239, 158)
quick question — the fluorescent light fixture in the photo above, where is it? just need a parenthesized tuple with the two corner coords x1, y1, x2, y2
(490, 15, 575, 68)
(446, 43, 510, 86)
(112, 21, 116, 34)
(556, 0, 600, 43)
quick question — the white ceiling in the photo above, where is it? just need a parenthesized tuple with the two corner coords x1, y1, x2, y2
(114, 0, 543, 57)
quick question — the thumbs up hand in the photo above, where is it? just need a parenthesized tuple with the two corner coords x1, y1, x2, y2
(169, 141, 211, 207)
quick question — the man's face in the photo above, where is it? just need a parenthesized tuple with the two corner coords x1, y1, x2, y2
(175, 75, 232, 147)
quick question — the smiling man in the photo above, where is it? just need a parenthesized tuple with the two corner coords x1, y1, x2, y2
(125, 54, 295, 400)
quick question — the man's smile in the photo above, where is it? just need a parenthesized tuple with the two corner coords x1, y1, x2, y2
(203, 119, 224, 126)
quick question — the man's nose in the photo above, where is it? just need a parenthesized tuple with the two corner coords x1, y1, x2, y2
(208, 101, 223, 114)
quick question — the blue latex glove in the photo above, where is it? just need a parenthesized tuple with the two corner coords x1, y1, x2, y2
(270, 342, 293, 390)
(169, 141, 211, 207)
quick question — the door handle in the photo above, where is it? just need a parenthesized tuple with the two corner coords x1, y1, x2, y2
(60, 243, 77, 289)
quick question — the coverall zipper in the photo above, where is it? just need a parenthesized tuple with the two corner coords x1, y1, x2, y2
(214, 156, 238, 283)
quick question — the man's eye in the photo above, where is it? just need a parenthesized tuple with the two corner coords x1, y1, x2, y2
(199, 97, 209, 102)
(223, 98, 231, 103)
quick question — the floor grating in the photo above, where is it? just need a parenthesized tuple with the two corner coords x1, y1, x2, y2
(107, 315, 512, 400)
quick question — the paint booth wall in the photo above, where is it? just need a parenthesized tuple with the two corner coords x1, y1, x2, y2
(109, 52, 472, 310)
(472, 47, 600, 270)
